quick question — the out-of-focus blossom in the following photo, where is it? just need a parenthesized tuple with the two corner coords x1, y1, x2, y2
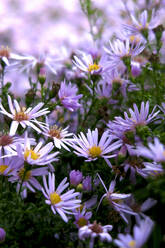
(79, 221, 113, 245)
(82, 176, 92, 192)
(136, 137, 165, 163)
(72, 128, 121, 162)
(0, 156, 23, 176)
(9, 52, 62, 75)
(58, 80, 83, 112)
(69, 170, 83, 186)
(123, 10, 160, 37)
(114, 217, 154, 248)
(0, 95, 49, 135)
(131, 61, 142, 77)
(139, 162, 164, 177)
(104, 38, 145, 66)
(42, 173, 81, 222)
(0, 227, 6, 243)
(95, 80, 112, 99)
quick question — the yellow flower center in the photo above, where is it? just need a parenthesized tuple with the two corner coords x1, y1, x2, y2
(128, 240, 136, 248)
(18, 168, 31, 181)
(0, 165, 8, 174)
(88, 63, 100, 72)
(50, 192, 62, 205)
(88, 145, 102, 158)
(14, 108, 29, 122)
(129, 35, 140, 44)
(24, 149, 40, 160)
(77, 217, 88, 227)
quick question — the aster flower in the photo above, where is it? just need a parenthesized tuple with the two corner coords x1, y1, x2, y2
(15, 132, 59, 166)
(104, 38, 145, 66)
(0, 95, 49, 135)
(79, 221, 113, 248)
(114, 217, 154, 248)
(136, 137, 165, 163)
(95, 80, 112, 99)
(73, 51, 111, 74)
(9, 52, 62, 75)
(113, 101, 159, 131)
(58, 80, 83, 112)
(0, 156, 23, 176)
(42, 173, 81, 222)
(72, 128, 121, 162)
(42, 123, 73, 151)
(74, 205, 92, 228)
(139, 162, 164, 177)
(9, 166, 48, 198)
(123, 10, 160, 37)
(97, 174, 135, 223)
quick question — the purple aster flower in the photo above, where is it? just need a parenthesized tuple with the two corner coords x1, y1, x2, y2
(72, 128, 122, 162)
(139, 162, 164, 177)
(16, 132, 59, 166)
(42, 119, 73, 151)
(69, 170, 83, 186)
(0, 228, 6, 243)
(79, 221, 113, 247)
(0, 95, 49, 135)
(97, 174, 136, 223)
(113, 101, 159, 131)
(123, 10, 160, 36)
(42, 173, 81, 222)
(9, 166, 48, 198)
(58, 80, 82, 112)
(114, 217, 154, 248)
(136, 137, 165, 163)
(95, 80, 112, 99)
(74, 206, 92, 228)
(73, 51, 111, 75)
(104, 38, 145, 67)
(0, 156, 23, 176)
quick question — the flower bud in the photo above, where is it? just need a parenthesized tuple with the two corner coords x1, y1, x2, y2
(69, 170, 83, 186)
(0, 228, 6, 243)
(82, 176, 92, 191)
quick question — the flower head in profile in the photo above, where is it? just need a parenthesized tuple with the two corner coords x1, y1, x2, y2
(113, 101, 159, 131)
(79, 220, 113, 245)
(16, 132, 59, 166)
(97, 174, 135, 223)
(9, 52, 62, 75)
(136, 137, 165, 163)
(0, 95, 49, 135)
(72, 128, 121, 162)
(104, 38, 145, 67)
(123, 10, 160, 37)
(58, 80, 82, 112)
(114, 217, 154, 248)
(42, 173, 81, 222)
